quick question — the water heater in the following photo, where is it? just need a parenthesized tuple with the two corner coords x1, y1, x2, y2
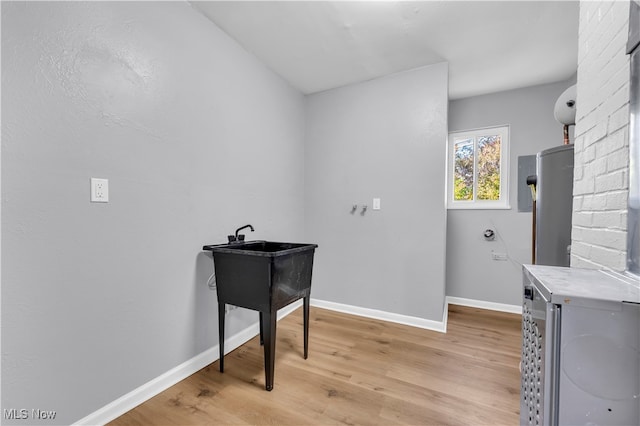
(535, 144, 574, 267)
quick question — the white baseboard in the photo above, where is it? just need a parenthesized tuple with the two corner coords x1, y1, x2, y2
(74, 296, 517, 425)
(441, 300, 450, 331)
(73, 301, 302, 426)
(310, 298, 447, 333)
(446, 296, 522, 315)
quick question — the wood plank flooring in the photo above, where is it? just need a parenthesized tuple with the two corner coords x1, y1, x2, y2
(109, 305, 522, 425)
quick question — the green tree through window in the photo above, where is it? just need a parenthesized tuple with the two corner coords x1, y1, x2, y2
(448, 125, 509, 209)
(477, 135, 501, 200)
(454, 139, 474, 200)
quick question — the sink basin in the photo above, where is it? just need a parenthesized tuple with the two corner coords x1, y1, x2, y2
(202, 240, 318, 391)
(203, 240, 312, 255)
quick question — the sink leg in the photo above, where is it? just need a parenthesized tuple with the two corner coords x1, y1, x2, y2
(262, 310, 277, 391)
(218, 302, 225, 373)
(303, 296, 309, 359)
(259, 312, 264, 346)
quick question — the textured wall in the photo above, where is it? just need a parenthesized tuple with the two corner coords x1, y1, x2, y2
(1, 2, 304, 424)
(448, 79, 576, 306)
(572, 0, 630, 270)
(304, 63, 448, 322)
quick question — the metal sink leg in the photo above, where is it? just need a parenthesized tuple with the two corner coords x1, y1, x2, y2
(262, 310, 277, 391)
(303, 296, 309, 359)
(259, 312, 264, 346)
(218, 302, 225, 373)
(217, 297, 311, 391)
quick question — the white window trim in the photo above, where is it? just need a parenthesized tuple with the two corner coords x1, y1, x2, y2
(447, 125, 511, 210)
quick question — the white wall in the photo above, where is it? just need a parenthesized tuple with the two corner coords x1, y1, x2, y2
(572, 0, 630, 270)
(7, 0, 627, 423)
(304, 63, 449, 322)
(1, 2, 305, 424)
(448, 79, 575, 306)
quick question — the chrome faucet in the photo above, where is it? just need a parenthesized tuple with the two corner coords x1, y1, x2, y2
(228, 224, 254, 243)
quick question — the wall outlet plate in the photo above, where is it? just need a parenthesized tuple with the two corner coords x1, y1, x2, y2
(373, 198, 381, 210)
(90, 178, 109, 203)
(491, 252, 508, 261)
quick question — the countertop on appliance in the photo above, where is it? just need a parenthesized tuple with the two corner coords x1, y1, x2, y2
(523, 264, 640, 308)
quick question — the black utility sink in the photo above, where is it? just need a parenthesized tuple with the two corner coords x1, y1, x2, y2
(202, 240, 318, 391)
(207, 241, 312, 254)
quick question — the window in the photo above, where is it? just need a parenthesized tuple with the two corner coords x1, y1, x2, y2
(447, 125, 510, 209)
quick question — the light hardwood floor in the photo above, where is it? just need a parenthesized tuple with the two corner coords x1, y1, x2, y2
(110, 305, 522, 425)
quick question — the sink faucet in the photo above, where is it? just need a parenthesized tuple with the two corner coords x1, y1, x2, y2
(229, 224, 254, 243)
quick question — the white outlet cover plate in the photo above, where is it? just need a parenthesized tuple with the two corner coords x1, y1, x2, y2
(491, 252, 508, 261)
(373, 198, 381, 210)
(90, 178, 109, 203)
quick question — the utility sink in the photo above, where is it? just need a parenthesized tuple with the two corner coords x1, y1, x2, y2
(202, 240, 318, 391)
(204, 240, 313, 255)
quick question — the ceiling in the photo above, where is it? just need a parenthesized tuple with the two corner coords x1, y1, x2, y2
(191, 1, 579, 100)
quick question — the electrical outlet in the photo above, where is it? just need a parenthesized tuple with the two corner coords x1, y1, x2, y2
(373, 198, 381, 210)
(491, 252, 508, 261)
(90, 178, 109, 203)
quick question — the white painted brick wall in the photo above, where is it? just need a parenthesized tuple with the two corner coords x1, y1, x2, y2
(572, 0, 630, 271)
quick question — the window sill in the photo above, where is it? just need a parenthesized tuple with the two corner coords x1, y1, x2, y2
(447, 204, 512, 211)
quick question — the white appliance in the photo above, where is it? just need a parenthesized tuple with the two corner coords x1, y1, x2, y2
(521, 3, 640, 425)
(534, 144, 574, 267)
(521, 265, 639, 426)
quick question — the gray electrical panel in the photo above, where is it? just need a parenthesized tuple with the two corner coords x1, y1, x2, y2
(518, 155, 536, 212)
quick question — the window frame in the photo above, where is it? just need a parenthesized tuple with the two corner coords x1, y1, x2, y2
(447, 125, 510, 210)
